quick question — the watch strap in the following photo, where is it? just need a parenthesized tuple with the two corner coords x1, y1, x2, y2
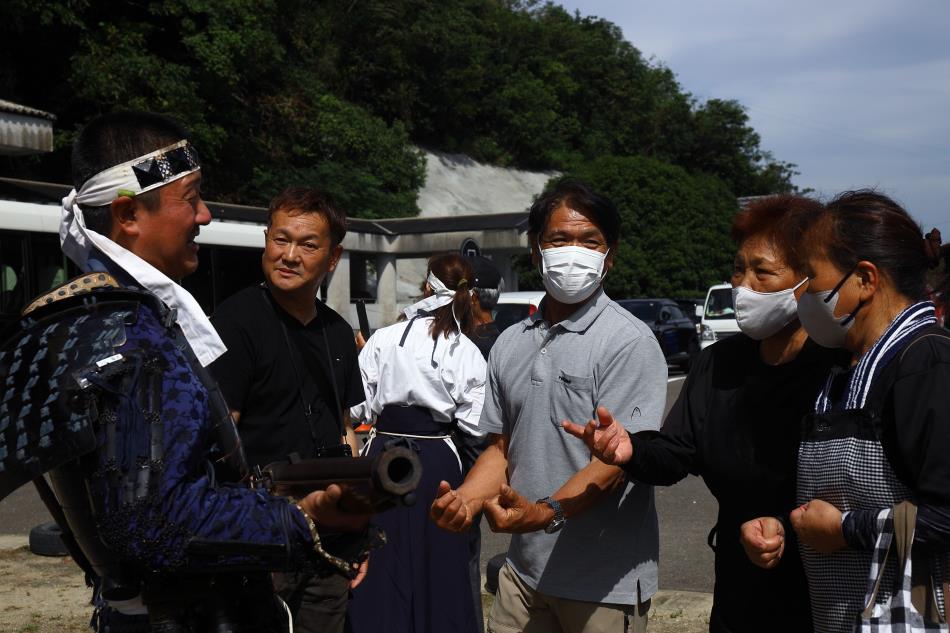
(537, 496, 565, 533)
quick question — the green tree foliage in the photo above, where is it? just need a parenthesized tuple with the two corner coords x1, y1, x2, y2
(1, 0, 797, 220)
(314, 0, 798, 194)
(0, 0, 425, 217)
(518, 158, 738, 298)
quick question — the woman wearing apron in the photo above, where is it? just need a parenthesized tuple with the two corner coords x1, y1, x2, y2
(753, 190, 950, 632)
(347, 253, 485, 633)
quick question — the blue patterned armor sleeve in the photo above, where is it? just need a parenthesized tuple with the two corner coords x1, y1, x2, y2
(1, 278, 315, 575)
(92, 295, 316, 572)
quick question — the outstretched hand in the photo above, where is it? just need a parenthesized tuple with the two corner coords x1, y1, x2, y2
(561, 406, 633, 465)
(740, 516, 785, 569)
(430, 480, 477, 533)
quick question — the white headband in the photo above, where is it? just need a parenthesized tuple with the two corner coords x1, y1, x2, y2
(402, 272, 471, 341)
(402, 273, 458, 319)
(59, 139, 224, 367)
(75, 139, 200, 207)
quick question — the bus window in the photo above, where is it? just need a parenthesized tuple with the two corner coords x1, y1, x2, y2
(180, 244, 262, 315)
(1, 232, 26, 316)
(181, 247, 215, 315)
(31, 233, 69, 294)
(212, 246, 263, 306)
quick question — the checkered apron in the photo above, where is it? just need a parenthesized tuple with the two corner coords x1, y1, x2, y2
(857, 502, 947, 632)
(797, 303, 948, 632)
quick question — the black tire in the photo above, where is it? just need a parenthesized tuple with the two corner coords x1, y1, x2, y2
(29, 521, 68, 557)
(485, 552, 506, 594)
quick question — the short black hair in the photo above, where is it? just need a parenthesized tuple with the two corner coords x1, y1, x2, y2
(268, 187, 347, 247)
(527, 179, 620, 246)
(807, 190, 934, 301)
(71, 111, 191, 234)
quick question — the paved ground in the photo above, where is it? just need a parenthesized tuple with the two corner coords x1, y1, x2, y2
(0, 536, 91, 633)
(0, 536, 711, 633)
(0, 371, 718, 631)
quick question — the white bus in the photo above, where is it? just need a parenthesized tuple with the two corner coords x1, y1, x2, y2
(0, 177, 268, 329)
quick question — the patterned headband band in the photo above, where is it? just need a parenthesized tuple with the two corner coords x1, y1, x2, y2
(75, 139, 201, 207)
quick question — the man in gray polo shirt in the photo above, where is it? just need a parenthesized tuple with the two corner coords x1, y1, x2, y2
(431, 180, 667, 633)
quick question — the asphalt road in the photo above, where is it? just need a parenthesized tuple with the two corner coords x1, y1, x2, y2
(0, 372, 719, 593)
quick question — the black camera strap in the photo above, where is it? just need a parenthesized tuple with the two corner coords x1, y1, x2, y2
(259, 286, 344, 447)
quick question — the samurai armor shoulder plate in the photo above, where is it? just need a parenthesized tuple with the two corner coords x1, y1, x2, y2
(0, 276, 167, 501)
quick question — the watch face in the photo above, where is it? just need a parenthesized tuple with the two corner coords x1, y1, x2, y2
(544, 517, 565, 534)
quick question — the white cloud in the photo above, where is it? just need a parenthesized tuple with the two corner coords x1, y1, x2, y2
(558, 0, 950, 233)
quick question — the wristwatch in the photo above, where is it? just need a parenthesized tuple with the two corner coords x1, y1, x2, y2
(537, 496, 566, 534)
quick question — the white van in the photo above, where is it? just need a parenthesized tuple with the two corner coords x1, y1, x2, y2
(494, 291, 545, 332)
(697, 283, 740, 349)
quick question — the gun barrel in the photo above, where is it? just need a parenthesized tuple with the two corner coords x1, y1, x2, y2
(262, 445, 422, 513)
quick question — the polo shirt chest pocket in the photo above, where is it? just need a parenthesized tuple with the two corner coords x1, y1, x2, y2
(550, 370, 595, 429)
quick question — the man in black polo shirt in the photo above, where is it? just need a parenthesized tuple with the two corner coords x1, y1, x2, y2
(211, 187, 364, 633)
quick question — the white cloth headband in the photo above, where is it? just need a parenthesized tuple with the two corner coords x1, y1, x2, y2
(75, 139, 200, 207)
(402, 273, 459, 320)
(402, 272, 470, 341)
(60, 191, 226, 367)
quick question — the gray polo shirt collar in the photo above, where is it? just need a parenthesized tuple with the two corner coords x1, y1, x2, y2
(526, 286, 610, 333)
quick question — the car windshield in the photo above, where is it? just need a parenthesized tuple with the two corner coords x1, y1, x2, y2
(620, 301, 658, 321)
(704, 288, 735, 320)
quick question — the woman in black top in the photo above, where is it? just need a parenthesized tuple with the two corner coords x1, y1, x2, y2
(752, 191, 950, 632)
(564, 195, 845, 633)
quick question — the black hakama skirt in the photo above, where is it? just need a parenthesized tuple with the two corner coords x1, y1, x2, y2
(345, 405, 478, 633)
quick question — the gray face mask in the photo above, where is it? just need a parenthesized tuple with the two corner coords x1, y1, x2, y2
(796, 266, 862, 348)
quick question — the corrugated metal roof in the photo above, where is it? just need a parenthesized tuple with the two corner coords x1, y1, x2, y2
(0, 100, 56, 121)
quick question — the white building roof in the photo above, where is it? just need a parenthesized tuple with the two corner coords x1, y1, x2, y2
(0, 100, 56, 155)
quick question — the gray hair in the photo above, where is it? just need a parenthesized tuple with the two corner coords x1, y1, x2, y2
(474, 278, 504, 310)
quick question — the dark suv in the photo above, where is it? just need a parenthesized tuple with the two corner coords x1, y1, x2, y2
(617, 298, 700, 372)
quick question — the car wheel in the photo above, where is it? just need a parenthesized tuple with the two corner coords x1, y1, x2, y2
(29, 521, 68, 557)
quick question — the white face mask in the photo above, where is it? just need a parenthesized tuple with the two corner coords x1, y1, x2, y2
(796, 269, 861, 348)
(732, 278, 807, 341)
(540, 244, 608, 304)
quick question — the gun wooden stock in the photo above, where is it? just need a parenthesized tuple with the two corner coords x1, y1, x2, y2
(261, 445, 422, 513)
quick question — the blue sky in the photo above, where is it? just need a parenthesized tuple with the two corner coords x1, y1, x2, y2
(558, 0, 950, 235)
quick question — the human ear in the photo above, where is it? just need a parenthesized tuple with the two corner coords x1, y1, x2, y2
(605, 244, 617, 272)
(855, 260, 879, 301)
(327, 244, 344, 273)
(109, 196, 140, 240)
